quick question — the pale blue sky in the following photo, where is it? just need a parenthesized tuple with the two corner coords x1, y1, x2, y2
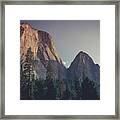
(21, 20, 100, 68)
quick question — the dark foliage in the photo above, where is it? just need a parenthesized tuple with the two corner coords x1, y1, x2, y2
(75, 80, 81, 99)
(62, 89, 71, 100)
(45, 79, 57, 100)
(80, 77, 99, 100)
(20, 77, 99, 100)
(20, 80, 31, 100)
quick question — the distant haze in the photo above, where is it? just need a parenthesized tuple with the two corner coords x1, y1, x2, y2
(21, 20, 100, 68)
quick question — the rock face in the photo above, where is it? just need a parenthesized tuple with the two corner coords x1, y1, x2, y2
(20, 23, 62, 63)
(20, 23, 63, 81)
(20, 23, 100, 100)
(68, 51, 100, 85)
(68, 51, 100, 98)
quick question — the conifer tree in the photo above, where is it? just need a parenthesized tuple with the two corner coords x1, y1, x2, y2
(20, 47, 36, 99)
(80, 77, 98, 100)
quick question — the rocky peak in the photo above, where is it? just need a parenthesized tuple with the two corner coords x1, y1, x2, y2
(69, 51, 95, 69)
(75, 51, 94, 64)
(68, 51, 100, 83)
(67, 51, 100, 97)
(20, 23, 62, 64)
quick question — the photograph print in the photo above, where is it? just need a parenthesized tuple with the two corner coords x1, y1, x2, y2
(20, 20, 100, 100)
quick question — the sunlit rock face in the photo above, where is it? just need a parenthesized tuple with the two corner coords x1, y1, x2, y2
(20, 23, 64, 80)
(20, 23, 62, 63)
(20, 23, 38, 59)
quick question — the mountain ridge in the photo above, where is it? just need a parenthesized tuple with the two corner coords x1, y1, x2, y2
(20, 23, 100, 100)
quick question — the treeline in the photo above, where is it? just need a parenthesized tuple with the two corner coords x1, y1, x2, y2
(20, 48, 99, 100)
(20, 77, 99, 100)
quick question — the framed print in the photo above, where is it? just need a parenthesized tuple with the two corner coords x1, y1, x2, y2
(0, 0, 119, 119)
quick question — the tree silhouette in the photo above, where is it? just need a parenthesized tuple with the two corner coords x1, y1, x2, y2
(33, 80, 44, 99)
(81, 77, 99, 100)
(20, 47, 36, 99)
(75, 80, 81, 99)
(45, 79, 56, 100)
(62, 88, 71, 100)
(23, 48, 34, 81)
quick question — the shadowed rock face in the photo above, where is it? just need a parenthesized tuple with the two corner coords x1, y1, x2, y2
(68, 51, 100, 82)
(68, 51, 100, 96)
(20, 23, 100, 100)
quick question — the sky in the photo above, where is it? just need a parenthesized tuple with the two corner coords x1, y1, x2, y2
(21, 20, 100, 68)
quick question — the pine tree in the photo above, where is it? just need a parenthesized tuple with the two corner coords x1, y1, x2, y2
(20, 47, 36, 99)
(81, 77, 99, 100)
(33, 80, 44, 99)
(75, 80, 81, 99)
(45, 61, 57, 99)
(24, 48, 34, 81)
